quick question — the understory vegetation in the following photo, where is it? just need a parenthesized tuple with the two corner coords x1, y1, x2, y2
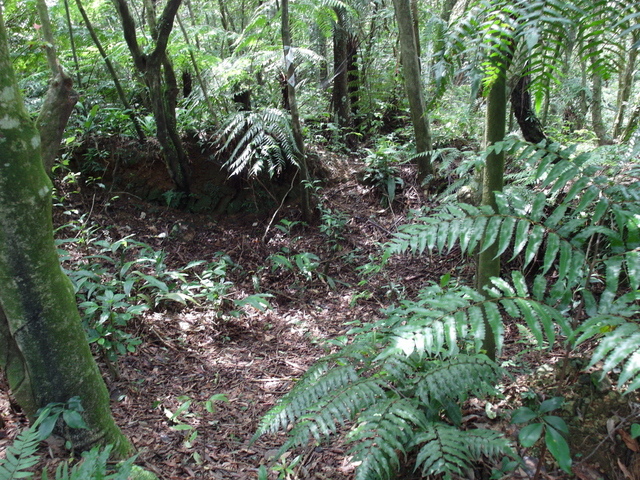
(2, 0, 640, 478)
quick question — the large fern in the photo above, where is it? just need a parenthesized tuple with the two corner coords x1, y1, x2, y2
(253, 317, 511, 480)
(217, 108, 299, 177)
(389, 138, 640, 388)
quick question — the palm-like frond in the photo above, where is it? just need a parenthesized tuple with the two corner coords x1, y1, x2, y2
(217, 108, 299, 177)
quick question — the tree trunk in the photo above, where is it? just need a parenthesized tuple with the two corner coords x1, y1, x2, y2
(511, 75, 547, 144)
(0, 10, 132, 456)
(113, 0, 191, 194)
(63, 0, 82, 89)
(282, 0, 313, 222)
(590, 48, 613, 145)
(332, 7, 351, 129)
(75, 0, 145, 142)
(476, 70, 507, 362)
(392, 0, 433, 181)
(34, 0, 78, 174)
(176, 13, 215, 119)
(613, 31, 638, 138)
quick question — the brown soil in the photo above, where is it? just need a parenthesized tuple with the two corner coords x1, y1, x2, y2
(0, 143, 638, 480)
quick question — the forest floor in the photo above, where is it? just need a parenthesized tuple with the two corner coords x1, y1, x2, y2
(0, 143, 639, 479)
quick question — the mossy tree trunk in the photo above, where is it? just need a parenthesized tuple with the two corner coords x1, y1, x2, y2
(0, 10, 132, 456)
(392, 0, 434, 182)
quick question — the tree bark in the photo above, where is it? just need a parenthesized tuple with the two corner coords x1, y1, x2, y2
(113, 0, 191, 194)
(511, 75, 547, 144)
(282, 0, 313, 222)
(34, 0, 78, 174)
(0, 10, 132, 456)
(392, 0, 433, 181)
(332, 7, 351, 129)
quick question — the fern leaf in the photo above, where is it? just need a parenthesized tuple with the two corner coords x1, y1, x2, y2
(412, 424, 512, 479)
(415, 355, 502, 408)
(0, 423, 40, 480)
(348, 398, 427, 480)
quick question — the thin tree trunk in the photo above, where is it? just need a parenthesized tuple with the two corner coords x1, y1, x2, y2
(0, 9, 132, 456)
(281, 0, 312, 222)
(476, 70, 507, 362)
(176, 13, 215, 118)
(332, 7, 351, 129)
(511, 75, 547, 144)
(590, 47, 613, 145)
(613, 31, 638, 138)
(34, 0, 79, 174)
(591, 70, 613, 145)
(63, 0, 82, 88)
(75, 0, 145, 142)
(392, 0, 433, 181)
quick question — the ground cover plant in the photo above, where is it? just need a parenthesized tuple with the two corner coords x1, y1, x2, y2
(1, 0, 640, 476)
(1, 132, 640, 479)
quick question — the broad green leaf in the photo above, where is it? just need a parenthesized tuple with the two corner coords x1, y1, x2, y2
(62, 410, 88, 430)
(543, 415, 568, 434)
(519, 423, 543, 447)
(545, 426, 571, 473)
(511, 407, 537, 424)
(539, 397, 564, 413)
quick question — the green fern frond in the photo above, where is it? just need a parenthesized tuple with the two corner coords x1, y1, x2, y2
(572, 293, 640, 391)
(218, 108, 299, 177)
(412, 424, 513, 480)
(0, 422, 40, 480)
(347, 398, 428, 480)
(273, 376, 386, 457)
(253, 362, 359, 439)
(414, 355, 503, 413)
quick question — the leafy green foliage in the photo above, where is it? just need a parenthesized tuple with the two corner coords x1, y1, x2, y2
(57, 234, 269, 362)
(217, 108, 299, 177)
(439, 0, 635, 107)
(0, 420, 41, 480)
(389, 138, 640, 388)
(512, 397, 571, 473)
(255, 138, 640, 479)
(0, 398, 135, 480)
(362, 140, 406, 207)
(253, 323, 510, 480)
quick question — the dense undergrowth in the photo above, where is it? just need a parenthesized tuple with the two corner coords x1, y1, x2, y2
(3, 132, 640, 479)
